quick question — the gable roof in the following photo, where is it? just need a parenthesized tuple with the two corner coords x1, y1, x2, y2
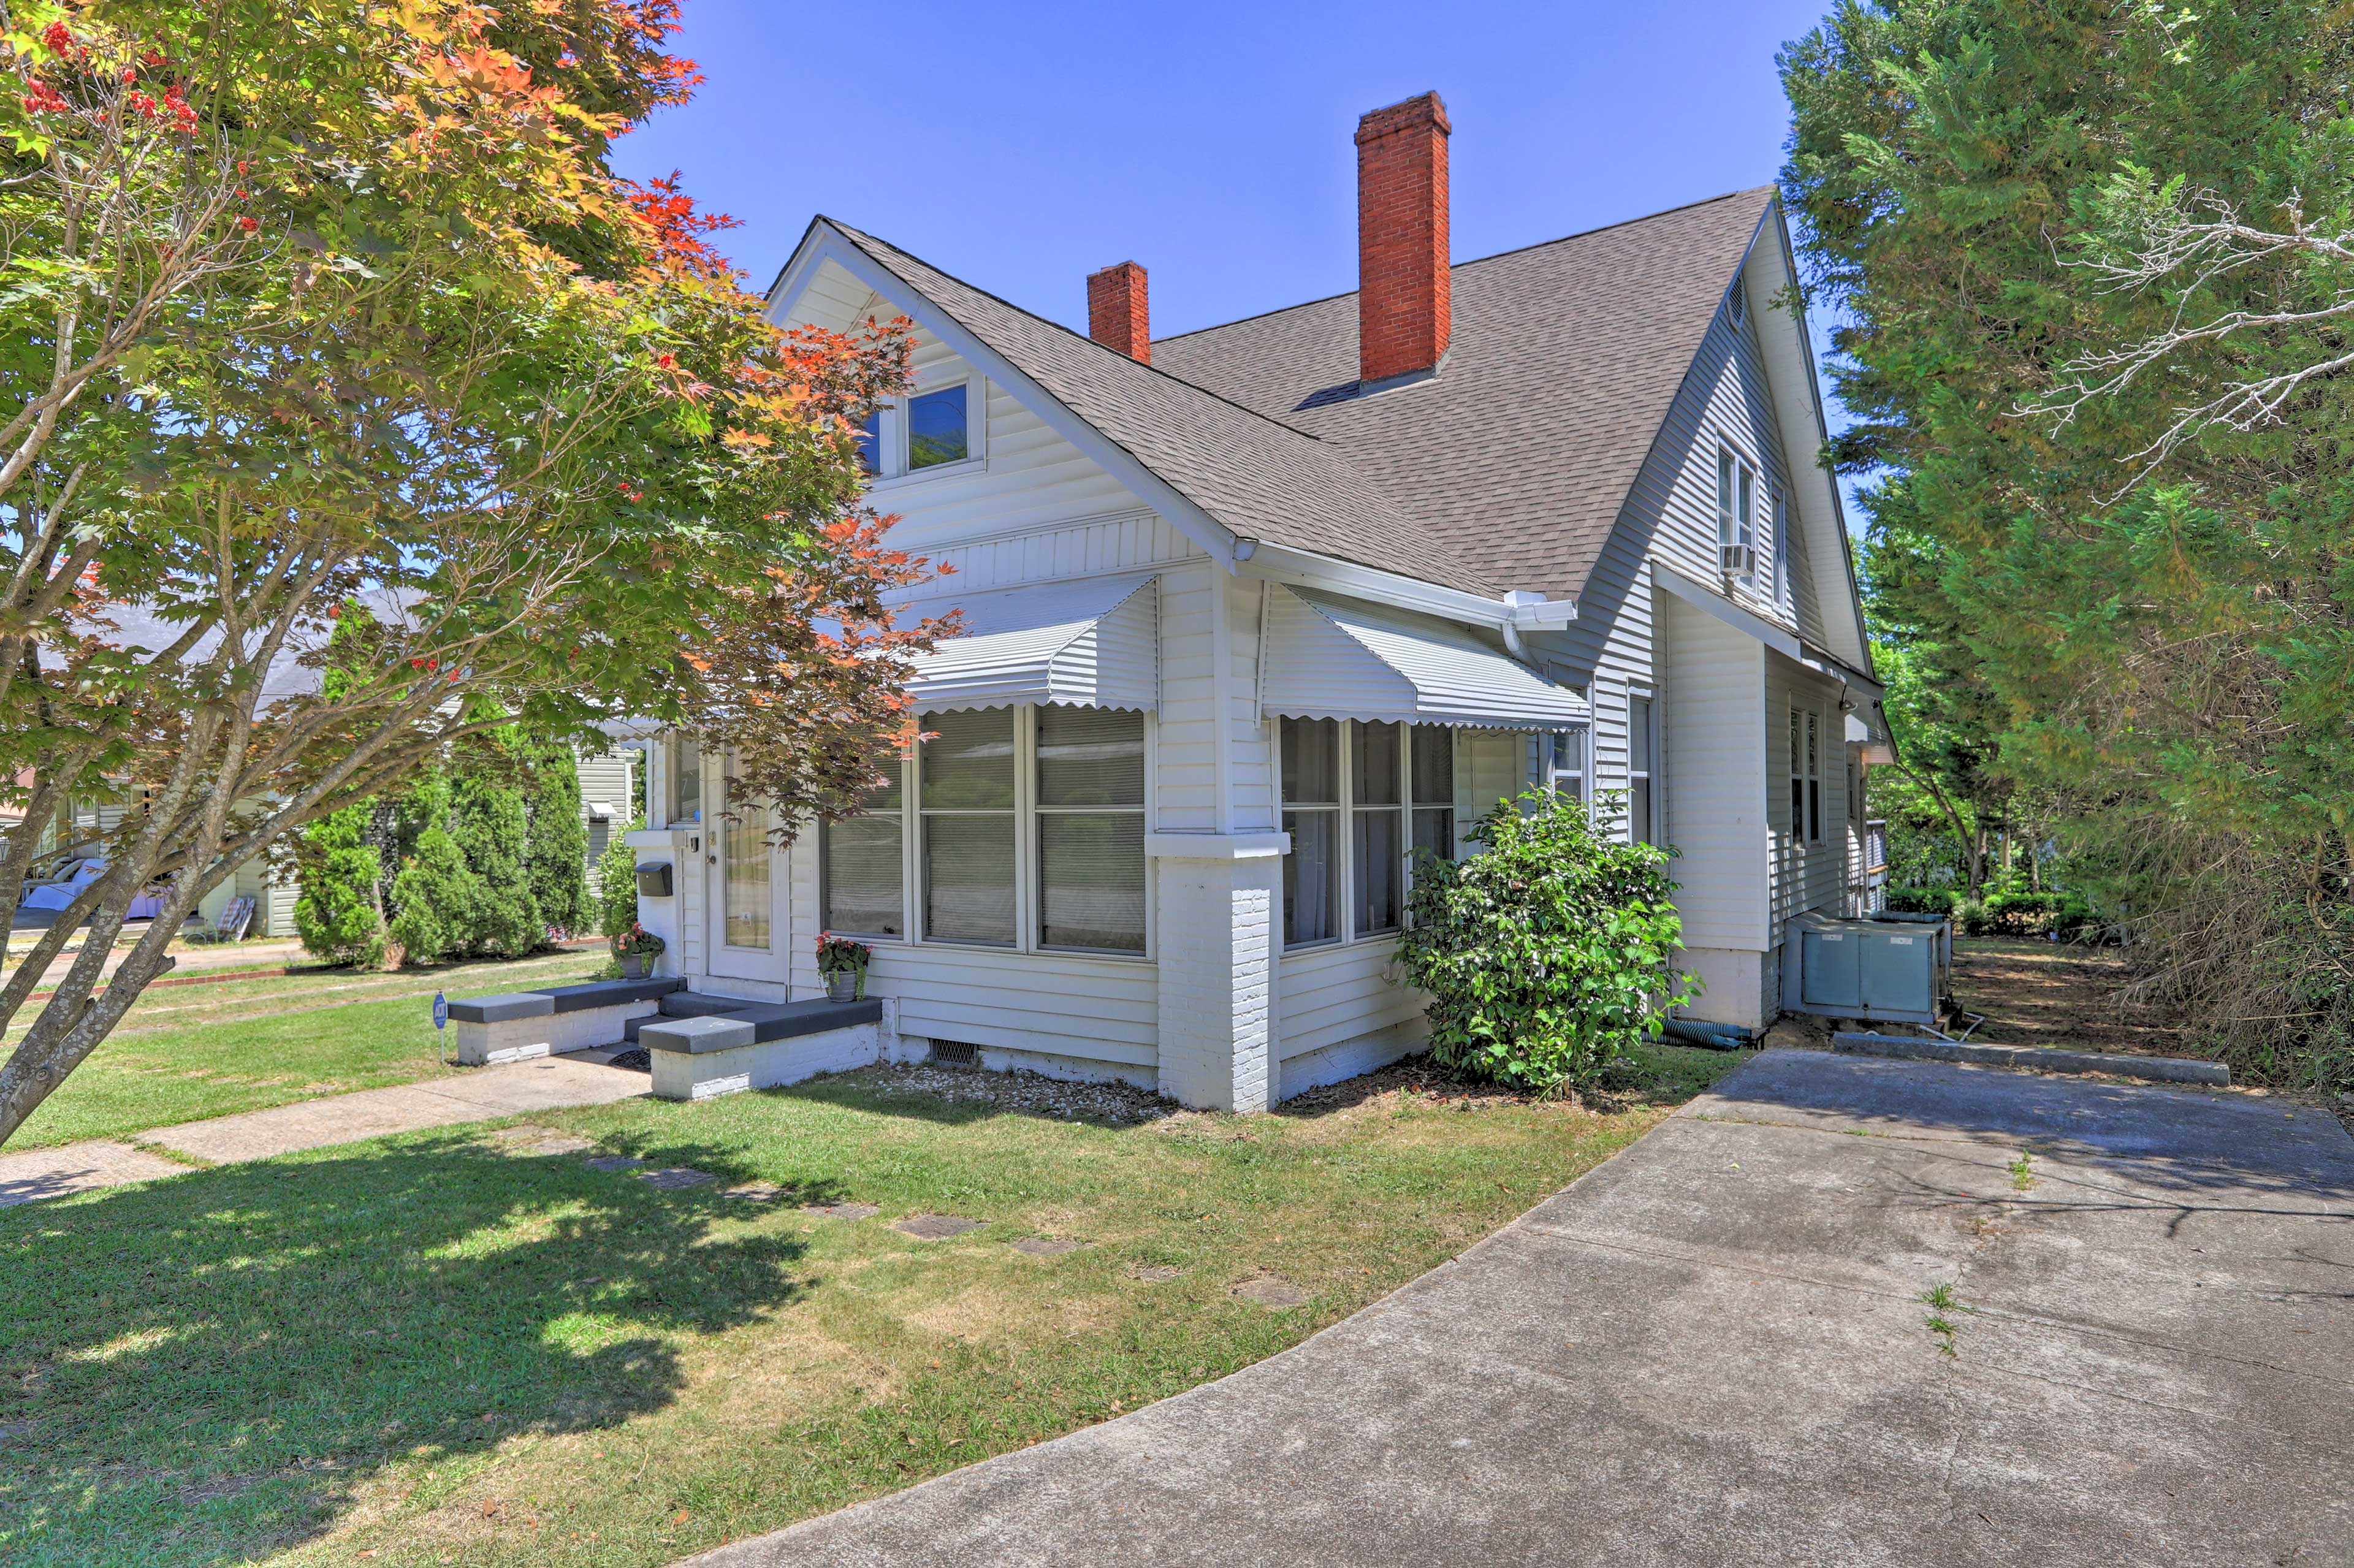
(820, 221, 1487, 593)
(1152, 188, 1776, 601)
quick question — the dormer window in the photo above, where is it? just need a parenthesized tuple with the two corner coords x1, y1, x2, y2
(1716, 443, 1757, 580)
(907, 383, 969, 469)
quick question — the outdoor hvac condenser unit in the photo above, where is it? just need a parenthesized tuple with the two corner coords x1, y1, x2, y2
(1782, 911, 1952, 1028)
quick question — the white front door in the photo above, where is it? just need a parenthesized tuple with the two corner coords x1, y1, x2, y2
(707, 771, 793, 987)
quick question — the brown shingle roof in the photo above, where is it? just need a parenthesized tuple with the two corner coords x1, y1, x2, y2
(825, 221, 1488, 593)
(1152, 188, 1775, 600)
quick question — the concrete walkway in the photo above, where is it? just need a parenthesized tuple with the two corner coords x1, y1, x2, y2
(690, 1049, 2354, 1568)
(0, 1053, 647, 1205)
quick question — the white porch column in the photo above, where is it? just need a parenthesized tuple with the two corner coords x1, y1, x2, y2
(1149, 832, 1287, 1112)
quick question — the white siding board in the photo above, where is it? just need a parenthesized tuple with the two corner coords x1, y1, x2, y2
(1277, 940, 1419, 1060)
(1663, 596, 1767, 950)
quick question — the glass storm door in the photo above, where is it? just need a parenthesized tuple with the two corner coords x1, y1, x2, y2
(708, 771, 791, 985)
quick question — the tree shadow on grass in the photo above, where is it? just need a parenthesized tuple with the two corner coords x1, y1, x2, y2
(0, 1129, 812, 1567)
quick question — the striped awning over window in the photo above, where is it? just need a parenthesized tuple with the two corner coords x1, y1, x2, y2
(1259, 586, 1588, 729)
(897, 571, 1158, 714)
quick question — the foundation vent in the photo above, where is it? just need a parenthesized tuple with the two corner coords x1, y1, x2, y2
(928, 1040, 980, 1067)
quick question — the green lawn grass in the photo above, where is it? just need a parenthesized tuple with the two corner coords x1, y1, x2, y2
(7, 951, 606, 1149)
(0, 1045, 1741, 1567)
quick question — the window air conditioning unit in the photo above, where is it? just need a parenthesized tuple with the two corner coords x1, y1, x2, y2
(1719, 541, 1754, 577)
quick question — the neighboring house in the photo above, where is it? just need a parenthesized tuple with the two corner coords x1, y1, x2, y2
(627, 92, 1891, 1110)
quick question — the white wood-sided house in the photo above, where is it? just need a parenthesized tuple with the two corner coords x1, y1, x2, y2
(625, 92, 1891, 1111)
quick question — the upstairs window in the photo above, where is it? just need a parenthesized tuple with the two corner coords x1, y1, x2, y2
(1716, 444, 1758, 580)
(1628, 696, 1656, 845)
(1772, 482, 1791, 603)
(855, 408, 882, 476)
(907, 384, 969, 469)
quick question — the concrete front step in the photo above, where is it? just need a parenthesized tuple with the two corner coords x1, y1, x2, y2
(642, 999, 886, 1101)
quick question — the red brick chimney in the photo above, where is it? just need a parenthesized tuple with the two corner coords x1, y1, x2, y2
(1086, 261, 1151, 363)
(1355, 91, 1452, 385)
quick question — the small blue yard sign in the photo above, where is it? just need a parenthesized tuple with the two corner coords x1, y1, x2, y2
(433, 991, 449, 1032)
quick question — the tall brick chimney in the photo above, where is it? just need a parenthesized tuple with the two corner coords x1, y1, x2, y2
(1086, 261, 1151, 363)
(1355, 91, 1451, 386)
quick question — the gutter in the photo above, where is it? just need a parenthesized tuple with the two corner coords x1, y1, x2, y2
(1235, 539, 1576, 641)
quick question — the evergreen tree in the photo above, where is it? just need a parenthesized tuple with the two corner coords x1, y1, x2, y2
(292, 804, 386, 968)
(387, 824, 482, 965)
(448, 769, 543, 957)
(522, 742, 590, 938)
(595, 818, 641, 942)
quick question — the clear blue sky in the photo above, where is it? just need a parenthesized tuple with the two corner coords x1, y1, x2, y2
(612, 0, 1836, 343)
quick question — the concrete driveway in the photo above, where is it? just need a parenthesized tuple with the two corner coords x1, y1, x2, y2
(689, 1049, 2354, 1568)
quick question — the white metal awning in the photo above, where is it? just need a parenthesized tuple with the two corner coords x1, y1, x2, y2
(1259, 586, 1589, 729)
(897, 571, 1158, 714)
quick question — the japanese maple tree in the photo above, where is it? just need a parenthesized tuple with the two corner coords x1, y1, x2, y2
(0, 1, 943, 1145)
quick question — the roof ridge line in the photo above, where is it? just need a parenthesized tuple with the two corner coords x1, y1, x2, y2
(820, 217, 1330, 444)
(1152, 186, 1775, 348)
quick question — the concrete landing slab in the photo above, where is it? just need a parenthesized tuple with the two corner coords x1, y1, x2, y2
(0, 1140, 191, 1207)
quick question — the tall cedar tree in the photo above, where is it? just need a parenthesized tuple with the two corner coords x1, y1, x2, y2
(1782, 2, 2354, 1084)
(0, 1, 950, 1144)
(522, 741, 589, 938)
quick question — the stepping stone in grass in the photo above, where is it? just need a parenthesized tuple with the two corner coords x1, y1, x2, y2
(1231, 1276, 1307, 1309)
(1009, 1236, 1085, 1257)
(638, 1167, 716, 1190)
(801, 1201, 880, 1220)
(583, 1155, 644, 1174)
(723, 1182, 789, 1203)
(1129, 1265, 1183, 1284)
(892, 1214, 983, 1241)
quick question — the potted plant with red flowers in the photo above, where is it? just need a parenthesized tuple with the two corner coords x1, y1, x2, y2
(815, 931, 871, 1000)
(614, 921, 665, 980)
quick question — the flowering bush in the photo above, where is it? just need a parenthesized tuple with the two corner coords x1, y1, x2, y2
(614, 921, 665, 958)
(1396, 789, 1693, 1096)
(815, 932, 872, 976)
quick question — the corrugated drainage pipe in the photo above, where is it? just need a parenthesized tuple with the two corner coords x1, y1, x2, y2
(1661, 1018, 1754, 1051)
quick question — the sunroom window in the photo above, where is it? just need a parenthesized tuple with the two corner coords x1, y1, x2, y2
(821, 769, 904, 938)
(1352, 720, 1404, 936)
(1411, 721, 1456, 862)
(1281, 718, 1341, 948)
(920, 707, 1017, 945)
(1034, 706, 1146, 953)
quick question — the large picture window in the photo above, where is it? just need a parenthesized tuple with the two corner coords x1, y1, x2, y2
(1035, 706, 1146, 953)
(821, 769, 904, 938)
(921, 707, 1017, 946)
